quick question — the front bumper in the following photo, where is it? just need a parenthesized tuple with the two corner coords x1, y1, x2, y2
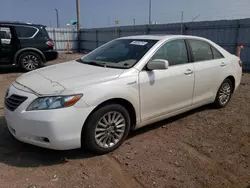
(43, 50, 58, 62)
(4, 85, 95, 150)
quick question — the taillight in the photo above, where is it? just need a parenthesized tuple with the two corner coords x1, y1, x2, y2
(46, 41, 54, 47)
(238, 60, 243, 67)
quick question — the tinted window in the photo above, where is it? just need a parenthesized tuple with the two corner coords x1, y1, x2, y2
(35, 27, 50, 39)
(152, 39, 188, 66)
(15, 26, 37, 38)
(81, 39, 157, 69)
(35, 30, 46, 38)
(212, 46, 224, 59)
(189, 40, 213, 62)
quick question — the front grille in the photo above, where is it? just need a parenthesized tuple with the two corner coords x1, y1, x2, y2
(5, 94, 28, 111)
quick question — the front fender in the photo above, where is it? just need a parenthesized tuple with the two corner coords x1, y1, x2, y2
(75, 75, 141, 123)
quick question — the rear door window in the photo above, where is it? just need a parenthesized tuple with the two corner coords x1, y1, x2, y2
(188, 39, 213, 62)
(15, 26, 38, 38)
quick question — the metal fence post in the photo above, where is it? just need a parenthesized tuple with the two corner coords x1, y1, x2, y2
(118, 28, 121, 37)
(182, 23, 186, 35)
(53, 29, 57, 51)
(146, 25, 150, 34)
(78, 29, 81, 52)
(235, 20, 240, 55)
(96, 29, 98, 48)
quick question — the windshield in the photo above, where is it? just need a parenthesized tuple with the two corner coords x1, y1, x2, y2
(80, 39, 158, 69)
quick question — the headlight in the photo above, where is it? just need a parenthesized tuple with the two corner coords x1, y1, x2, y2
(27, 94, 82, 111)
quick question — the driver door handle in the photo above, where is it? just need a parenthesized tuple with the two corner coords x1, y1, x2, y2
(185, 69, 193, 75)
(220, 62, 226, 67)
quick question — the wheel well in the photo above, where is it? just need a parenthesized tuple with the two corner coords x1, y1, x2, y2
(226, 76, 235, 92)
(16, 50, 45, 64)
(81, 98, 137, 140)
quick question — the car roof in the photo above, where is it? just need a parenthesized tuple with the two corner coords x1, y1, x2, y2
(119, 34, 209, 41)
(0, 21, 46, 27)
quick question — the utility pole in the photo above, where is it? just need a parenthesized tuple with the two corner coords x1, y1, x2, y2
(149, 0, 152, 24)
(76, 0, 81, 52)
(76, 0, 80, 31)
(180, 11, 184, 35)
(133, 18, 135, 26)
(192, 14, 200, 22)
(55, 9, 60, 28)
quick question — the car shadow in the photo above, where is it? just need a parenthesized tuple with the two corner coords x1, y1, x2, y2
(0, 64, 52, 74)
(0, 66, 25, 74)
(0, 104, 214, 168)
(0, 117, 95, 168)
(128, 104, 214, 139)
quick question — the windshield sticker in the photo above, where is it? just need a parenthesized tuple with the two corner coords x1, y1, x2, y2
(130, 41, 148, 46)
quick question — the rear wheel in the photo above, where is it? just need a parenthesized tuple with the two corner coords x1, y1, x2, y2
(214, 78, 233, 108)
(19, 51, 42, 71)
(83, 104, 130, 154)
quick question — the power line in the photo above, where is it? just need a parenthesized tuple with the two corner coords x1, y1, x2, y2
(192, 14, 200, 22)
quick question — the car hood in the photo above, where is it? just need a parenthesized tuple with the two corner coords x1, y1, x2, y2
(15, 60, 125, 95)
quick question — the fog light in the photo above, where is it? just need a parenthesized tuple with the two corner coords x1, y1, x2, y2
(9, 126, 16, 135)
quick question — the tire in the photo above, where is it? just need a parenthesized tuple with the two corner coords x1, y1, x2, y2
(19, 51, 42, 71)
(214, 78, 233, 108)
(83, 104, 131, 154)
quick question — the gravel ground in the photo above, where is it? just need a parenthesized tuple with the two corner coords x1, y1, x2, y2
(0, 54, 249, 188)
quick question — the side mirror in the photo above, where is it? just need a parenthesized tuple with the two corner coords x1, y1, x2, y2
(147, 59, 169, 70)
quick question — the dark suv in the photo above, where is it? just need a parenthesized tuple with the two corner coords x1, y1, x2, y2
(0, 21, 58, 71)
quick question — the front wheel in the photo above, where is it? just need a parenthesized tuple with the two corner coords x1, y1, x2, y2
(83, 104, 131, 154)
(214, 78, 233, 108)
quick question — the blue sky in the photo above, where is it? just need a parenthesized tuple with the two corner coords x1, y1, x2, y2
(1, 0, 250, 28)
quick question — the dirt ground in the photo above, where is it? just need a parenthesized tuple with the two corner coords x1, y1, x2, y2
(0, 54, 249, 188)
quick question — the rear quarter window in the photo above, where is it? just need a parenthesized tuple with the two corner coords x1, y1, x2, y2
(35, 29, 48, 39)
(211, 46, 224, 59)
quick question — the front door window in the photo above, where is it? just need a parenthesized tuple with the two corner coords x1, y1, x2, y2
(151, 39, 188, 66)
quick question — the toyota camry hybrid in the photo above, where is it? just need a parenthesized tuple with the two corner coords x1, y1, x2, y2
(4, 35, 242, 154)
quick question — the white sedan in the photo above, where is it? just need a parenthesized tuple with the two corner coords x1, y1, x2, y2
(4, 35, 242, 154)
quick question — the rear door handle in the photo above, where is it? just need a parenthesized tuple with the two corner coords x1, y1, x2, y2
(185, 69, 193, 75)
(220, 62, 226, 67)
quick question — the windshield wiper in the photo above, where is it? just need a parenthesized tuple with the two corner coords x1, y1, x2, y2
(86, 61, 106, 67)
(76, 59, 127, 69)
(76, 59, 106, 67)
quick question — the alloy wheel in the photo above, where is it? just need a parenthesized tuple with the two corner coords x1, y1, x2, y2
(22, 55, 39, 70)
(94, 111, 126, 148)
(218, 82, 231, 105)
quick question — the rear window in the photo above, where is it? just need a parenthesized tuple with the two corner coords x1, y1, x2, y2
(15, 26, 38, 38)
